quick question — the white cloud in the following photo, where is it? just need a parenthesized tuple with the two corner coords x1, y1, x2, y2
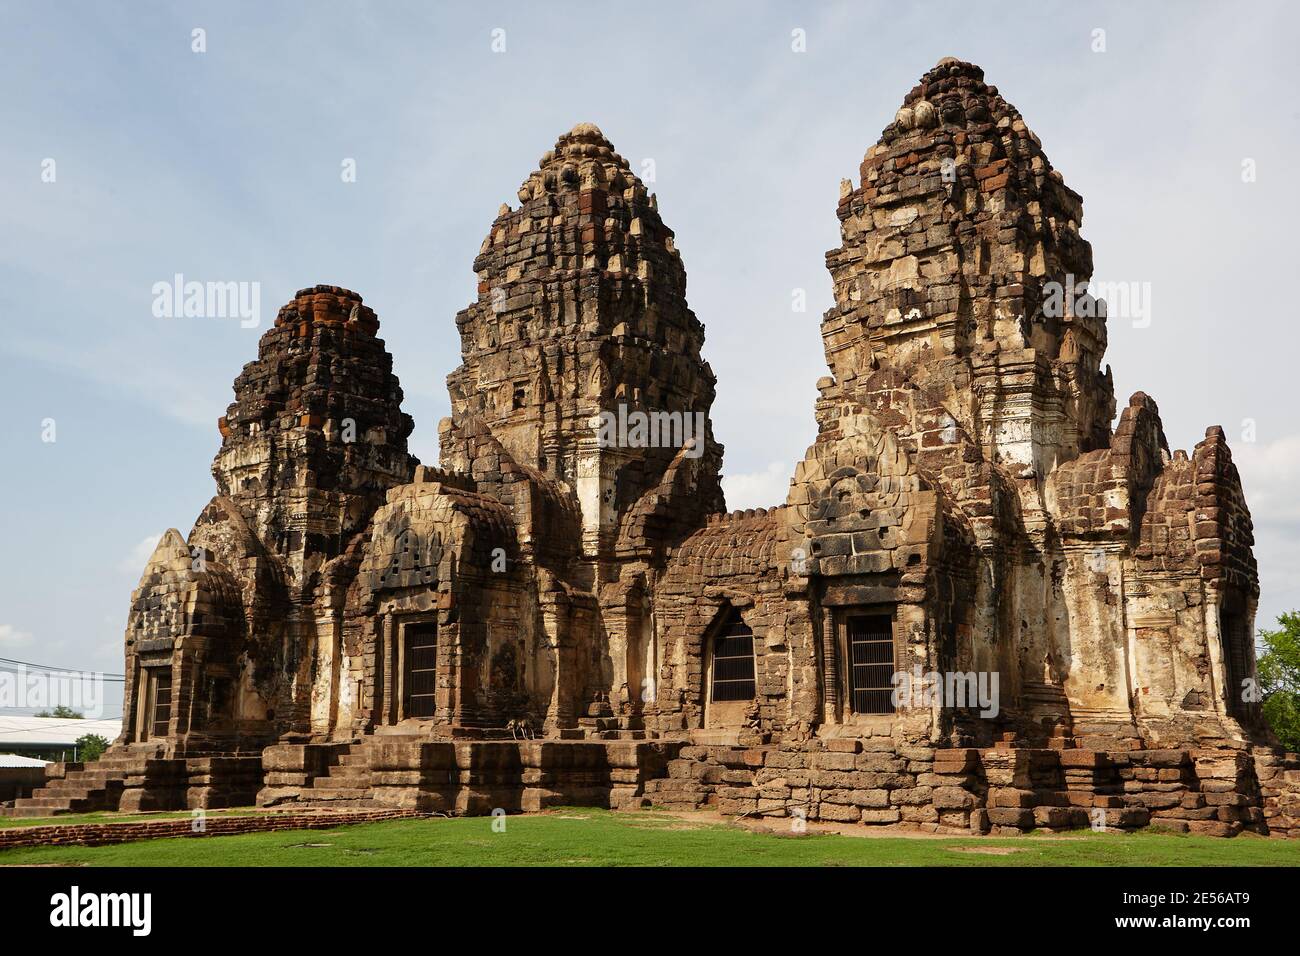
(4, 336, 228, 429)
(1234, 435, 1300, 525)
(118, 533, 162, 574)
(1228, 435, 1300, 627)
(0, 624, 34, 650)
(722, 461, 792, 511)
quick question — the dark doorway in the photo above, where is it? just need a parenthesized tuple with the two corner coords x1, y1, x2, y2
(1218, 596, 1251, 719)
(403, 622, 438, 719)
(847, 614, 895, 714)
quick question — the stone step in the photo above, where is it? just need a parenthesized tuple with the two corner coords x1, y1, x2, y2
(9, 765, 132, 817)
(68, 759, 147, 773)
(312, 775, 372, 789)
(296, 798, 383, 811)
(305, 787, 371, 800)
(644, 794, 708, 809)
(16, 788, 113, 804)
(1, 805, 79, 818)
(53, 772, 126, 788)
(41, 771, 127, 786)
(12, 795, 101, 813)
(33, 787, 100, 801)
(643, 779, 711, 797)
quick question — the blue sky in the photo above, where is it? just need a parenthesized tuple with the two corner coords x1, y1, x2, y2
(2, 0, 1298, 720)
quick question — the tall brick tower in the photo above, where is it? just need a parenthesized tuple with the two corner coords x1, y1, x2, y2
(823, 57, 1116, 484)
(213, 285, 417, 593)
(440, 123, 724, 564)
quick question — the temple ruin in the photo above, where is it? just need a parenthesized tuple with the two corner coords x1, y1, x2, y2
(8, 58, 1297, 837)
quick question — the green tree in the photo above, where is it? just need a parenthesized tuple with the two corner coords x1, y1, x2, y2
(74, 733, 109, 762)
(1257, 612, 1300, 752)
(34, 705, 84, 719)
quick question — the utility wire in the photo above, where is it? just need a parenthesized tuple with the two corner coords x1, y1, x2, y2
(0, 656, 126, 682)
(0, 715, 123, 732)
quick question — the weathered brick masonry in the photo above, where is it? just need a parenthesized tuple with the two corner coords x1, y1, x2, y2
(7, 58, 1297, 838)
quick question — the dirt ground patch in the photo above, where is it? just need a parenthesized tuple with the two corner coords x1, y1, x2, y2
(948, 846, 1024, 855)
(657, 807, 1093, 842)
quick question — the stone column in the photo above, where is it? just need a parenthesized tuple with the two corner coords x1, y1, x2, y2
(381, 613, 395, 725)
(821, 608, 839, 723)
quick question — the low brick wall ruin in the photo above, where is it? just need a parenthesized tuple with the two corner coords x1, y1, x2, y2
(1253, 748, 1300, 838)
(0, 808, 426, 851)
(640, 738, 1300, 838)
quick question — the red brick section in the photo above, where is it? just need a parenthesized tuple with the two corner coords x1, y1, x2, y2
(0, 808, 428, 852)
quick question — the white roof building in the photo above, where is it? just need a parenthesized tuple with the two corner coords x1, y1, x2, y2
(0, 753, 50, 768)
(0, 715, 122, 750)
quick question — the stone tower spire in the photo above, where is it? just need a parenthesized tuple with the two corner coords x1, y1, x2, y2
(213, 285, 417, 588)
(441, 123, 724, 557)
(824, 57, 1116, 481)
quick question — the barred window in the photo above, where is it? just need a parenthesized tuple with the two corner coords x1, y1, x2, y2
(404, 622, 438, 719)
(848, 614, 895, 714)
(710, 612, 756, 702)
(149, 669, 172, 739)
(1219, 601, 1251, 718)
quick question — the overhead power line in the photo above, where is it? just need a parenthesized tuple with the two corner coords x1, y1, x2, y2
(0, 656, 126, 682)
(0, 715, 123, 733)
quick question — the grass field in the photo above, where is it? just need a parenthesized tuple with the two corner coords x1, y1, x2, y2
(1, 807, 1297, 866)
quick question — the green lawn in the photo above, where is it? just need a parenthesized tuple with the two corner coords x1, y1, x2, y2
(1, 808, 1297, 866)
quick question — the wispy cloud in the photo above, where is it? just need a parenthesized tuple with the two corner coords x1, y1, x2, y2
(723, 461, 792, 511)
(1233, 435, 1300, 624)
(118, 533, 164, 575)
(1234, 436, 1300, 526)
(0, 624, 35, 650)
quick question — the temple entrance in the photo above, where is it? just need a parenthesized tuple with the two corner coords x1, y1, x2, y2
(402, 622, 438, 719)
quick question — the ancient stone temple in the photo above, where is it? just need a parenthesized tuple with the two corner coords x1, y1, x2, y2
(8, 59, 1297, 836)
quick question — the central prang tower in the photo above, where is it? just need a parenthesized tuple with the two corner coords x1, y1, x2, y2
(440, 123, 724, 569)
